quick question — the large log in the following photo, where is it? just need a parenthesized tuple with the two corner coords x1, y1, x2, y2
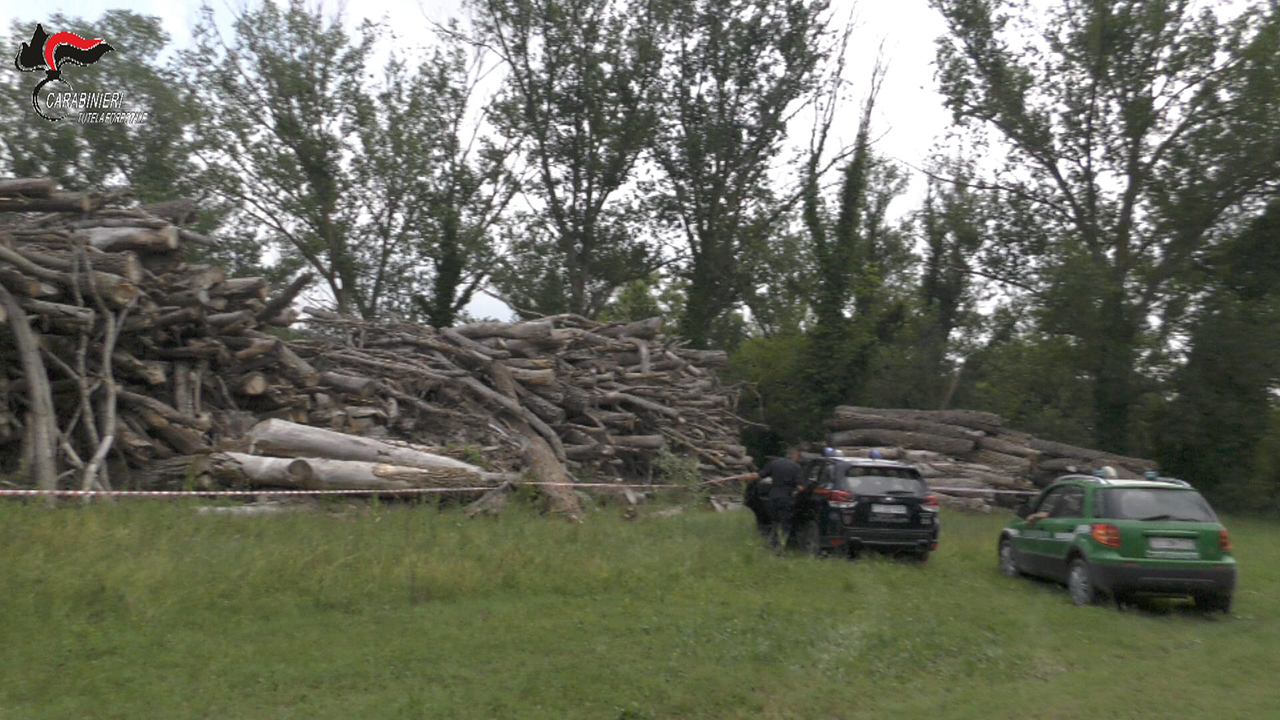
(521, 435, 583, 521)
(825, 411, 984, 441)
(967, 448, 1034, 477)
(976, 435, 1041, 459)
(14, 246, 145, 283)
(0, 178, 57, 197)
(246, 418, 483, 472)
(832, 406, 1003, 432)
(255, 272, 313, 323)
(454, 318, 555, 341)
(826, 429, 975, 457)
(597, 316, 663, 339)
(0, 192, 93, 213)
(283, 457, 511, 490)
(73, 226, 180, 253)
(205, 452, 297, 486)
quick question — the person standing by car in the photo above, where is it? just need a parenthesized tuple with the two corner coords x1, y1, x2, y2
(758, 448, 805, 549)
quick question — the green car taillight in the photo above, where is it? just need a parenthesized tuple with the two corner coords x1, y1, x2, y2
(1220, 528, 1233, 552)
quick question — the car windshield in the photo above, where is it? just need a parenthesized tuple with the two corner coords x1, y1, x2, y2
(1095, 488, 1217, 522)
(839, 466, 926, 495)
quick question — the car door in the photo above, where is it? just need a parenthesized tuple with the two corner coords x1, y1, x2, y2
(1017, 486, 1068, 578)
(794, 460, 826, 526)
(1033, 485, 1086, 582)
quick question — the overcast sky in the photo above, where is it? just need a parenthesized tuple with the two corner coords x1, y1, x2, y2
(4, 0, 955, 320)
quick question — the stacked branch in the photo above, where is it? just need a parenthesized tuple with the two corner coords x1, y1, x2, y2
(1, 178, 747, 513)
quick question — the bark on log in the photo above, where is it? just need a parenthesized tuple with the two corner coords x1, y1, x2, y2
(20, 298, 95, 330)
(112, 350, 168, 385)
(255, 272, 313, 323)
(205, 452, 297, 486)
(608, 434, 665, 449)
(976, 435, 1041, 459)
(220, 277, 270, 299)
(319, 371, 378, 397)
(597, 317, 663, 339)
(0, 178, 57, 197)
(246, 418, 484, 472)
(0, 192, 93, 213)
(967, 448, 1033, 476)
(454, 318, 555, 341)
(827, 429, 975, 457)
(832, 406, 1004, 432)
(0, 286, 58, 491)
(283, 457, 510, 490)
(15, 246, 144, 283)
(521, 435, 583, 521)
(73, 226, 180, 252)
(825, 411, 985, 441)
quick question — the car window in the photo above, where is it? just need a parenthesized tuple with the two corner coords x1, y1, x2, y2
(1033, 487, 1067, 516)
(1095, 488, 1217, 522)
(818, 463, 836, 488)
(839, 467, 926, 495)
(1047, 486, 1084, 518)
(802, 462, 820, 483)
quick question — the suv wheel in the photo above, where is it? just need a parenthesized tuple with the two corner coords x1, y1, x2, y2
(1068, 557, 1102, 606)
(1194, 592, 1232, 614)
(998, 539, 1019, 577)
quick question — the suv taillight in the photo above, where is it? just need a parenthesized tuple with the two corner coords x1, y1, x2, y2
(1090, 523, 1121, 548)
(828, 489, 857, 509)
(922, 494, 939, 512)
(1220, 528, 1233, 552)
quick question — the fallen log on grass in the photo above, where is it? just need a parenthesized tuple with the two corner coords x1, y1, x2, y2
(246, 419, 482, 472)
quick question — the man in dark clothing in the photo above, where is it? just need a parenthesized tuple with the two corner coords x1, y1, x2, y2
(757, 448, 805, 549)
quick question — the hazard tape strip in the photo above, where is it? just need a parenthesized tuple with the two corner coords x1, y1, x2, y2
(0, 483, 1033, 498)
(0, 481, 686, 499)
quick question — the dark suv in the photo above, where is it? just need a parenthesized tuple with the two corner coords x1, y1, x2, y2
(791, 458, 940, 560)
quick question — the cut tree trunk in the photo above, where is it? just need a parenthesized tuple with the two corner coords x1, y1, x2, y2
(245, 418, 484, 472)
(826, 429, 974, 457)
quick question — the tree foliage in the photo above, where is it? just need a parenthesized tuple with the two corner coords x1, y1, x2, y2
(474, 0, 665, 317)
(931, 0, 1280, 453)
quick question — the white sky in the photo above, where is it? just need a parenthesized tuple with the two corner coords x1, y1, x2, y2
(4, 0, 955, 320)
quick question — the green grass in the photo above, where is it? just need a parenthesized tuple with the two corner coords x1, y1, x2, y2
(1, 500, 1278, 719)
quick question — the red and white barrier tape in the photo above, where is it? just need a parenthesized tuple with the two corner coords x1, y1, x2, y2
(0, 481, 685, 499)
(0, 483, 1033, 498)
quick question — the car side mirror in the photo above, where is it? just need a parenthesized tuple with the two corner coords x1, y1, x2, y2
(1015, 502, 1031, 519)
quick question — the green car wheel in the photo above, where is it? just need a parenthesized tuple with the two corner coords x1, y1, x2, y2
(1068, 558, 1103, 606)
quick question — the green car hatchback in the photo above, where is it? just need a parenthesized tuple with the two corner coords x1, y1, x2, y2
(998, 475, 1237, 611)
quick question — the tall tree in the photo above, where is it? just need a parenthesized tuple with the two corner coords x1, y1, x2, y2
(472, 0, 664, 317)
(932, 0, 1280, 453)
(186, 2, 509, 320)
(649, 0, 831, 347)
(800, 81, 910, 411)
(1156, 200, 1280, 495)
(0, 11, 190, 199)
(349, 38, 517, 326)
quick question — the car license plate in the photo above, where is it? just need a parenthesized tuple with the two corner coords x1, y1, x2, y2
(871, 503, 907, 515)
(1148, 537, 1196, 551)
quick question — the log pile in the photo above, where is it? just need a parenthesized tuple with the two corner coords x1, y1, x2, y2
(825, 406, 1158, 509)
(0, 178, 749, 508)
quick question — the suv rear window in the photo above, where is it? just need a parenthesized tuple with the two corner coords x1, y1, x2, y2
(840, 466, 926, 495)
(1095, 488, 1217, 522)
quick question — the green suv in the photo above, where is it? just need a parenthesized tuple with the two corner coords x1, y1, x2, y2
(998, 475, 1236, 611)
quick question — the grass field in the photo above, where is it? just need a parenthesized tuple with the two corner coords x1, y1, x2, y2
(2, 498, 1278, 719)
